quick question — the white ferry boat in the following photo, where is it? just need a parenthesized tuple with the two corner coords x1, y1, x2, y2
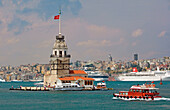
(95, 82, 108, 90)
(85, 71, 109, 81)
(115, 67, 170, 81)
(53, 83, 83, 91)
(47, 78, 84, 91)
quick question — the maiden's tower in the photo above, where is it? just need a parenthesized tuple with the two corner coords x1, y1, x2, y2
(44, 11, 94, 88)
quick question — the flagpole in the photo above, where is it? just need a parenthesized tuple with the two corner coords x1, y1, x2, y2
(59, 10, 61, 34)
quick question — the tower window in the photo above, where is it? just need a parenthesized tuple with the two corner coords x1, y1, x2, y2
(59, 51, 62, 57)
(64, 51, 66, 56)
(55, 51, 57, 55)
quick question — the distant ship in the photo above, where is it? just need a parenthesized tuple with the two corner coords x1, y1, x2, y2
(114, 67, 170, 81)
(85, 70, 109, 81)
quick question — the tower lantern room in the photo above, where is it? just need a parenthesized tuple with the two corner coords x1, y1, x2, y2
(51, 33, 70, 58)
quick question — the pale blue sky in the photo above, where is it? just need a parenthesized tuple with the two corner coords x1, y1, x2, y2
(0, 0, 169, 66)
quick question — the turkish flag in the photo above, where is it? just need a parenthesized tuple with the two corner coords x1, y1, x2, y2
(133, 67, 138, 72)
(54, 15, 60, 20)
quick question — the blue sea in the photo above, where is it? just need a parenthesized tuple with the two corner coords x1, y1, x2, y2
(0, 81, 170, 110)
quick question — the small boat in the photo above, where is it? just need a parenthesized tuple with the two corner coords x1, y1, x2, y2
(0, 78, 5, 82)
(34, 82, 44, 86)
(95, 82, 108, 90)
(113, 82, 162, 101)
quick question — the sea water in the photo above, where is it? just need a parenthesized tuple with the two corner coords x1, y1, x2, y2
(0, 81, 170, 110)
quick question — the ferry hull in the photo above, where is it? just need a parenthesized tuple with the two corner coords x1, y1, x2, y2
(54, 87, 83, 91)
(112, 96, 162, 101)
(113, 93, 162, 101)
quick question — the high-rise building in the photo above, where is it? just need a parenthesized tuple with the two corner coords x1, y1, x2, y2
(134, 54, 138, 61)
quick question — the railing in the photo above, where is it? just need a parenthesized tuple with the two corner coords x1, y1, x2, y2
(50, 54, 71, 58)
(56, 35, 64, 39)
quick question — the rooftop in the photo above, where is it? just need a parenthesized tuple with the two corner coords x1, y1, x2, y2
(70, 70, 87, 74)
(59, 76, 94, 81)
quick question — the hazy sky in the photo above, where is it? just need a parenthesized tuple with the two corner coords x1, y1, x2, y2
(0, 0, 170, 66)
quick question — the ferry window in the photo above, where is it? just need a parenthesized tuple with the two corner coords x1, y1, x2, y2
(130, 89, 132, 92)
(136, 89, 139, 92)
(126, 93, 128, 95)
(133, 89, 135, 92)
(139, 90, 142, 92)
(123, 93, 124, 95)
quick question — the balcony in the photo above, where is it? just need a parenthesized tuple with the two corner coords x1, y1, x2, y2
(56, 35, 64, 39)
(50, 54, 71, 58)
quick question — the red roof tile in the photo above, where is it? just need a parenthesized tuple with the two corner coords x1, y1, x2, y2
(59, 76, 94, 81)
(69, 70, 87, 74)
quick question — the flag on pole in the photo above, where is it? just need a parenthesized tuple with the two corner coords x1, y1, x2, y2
(54, 15, 60, 20)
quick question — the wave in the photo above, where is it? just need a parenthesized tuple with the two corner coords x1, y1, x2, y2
(154, 97, 170, 101)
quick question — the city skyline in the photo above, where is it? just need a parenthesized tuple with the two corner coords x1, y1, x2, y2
(0, 0, 170, 66)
